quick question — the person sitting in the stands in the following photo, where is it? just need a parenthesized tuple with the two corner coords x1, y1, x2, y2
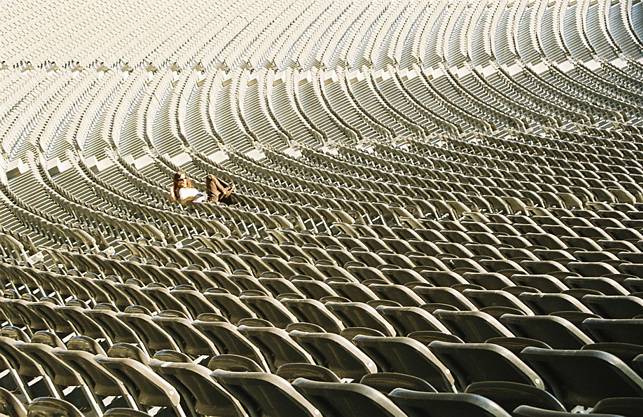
(205, 174, 235, 204)
(170, 171, 207, 204)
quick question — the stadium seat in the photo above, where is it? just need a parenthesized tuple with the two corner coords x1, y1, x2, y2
(500, 315, 593, 349)
(592, 397, 643, 417)
(360, 372, 437, 394)
(213, 370, 322, 417)
(520, 347, 643, 408)
(96, 344, 186, 415)
(428, 341, 544, 390)
(293, 378, 407, 417)
(26, 397, 84, 417)
(0, 387, 27, 417)
(151, 361, 249, 417)
(512, 405, 625, 417)
(465, 382, 565, 414)
(388, 389, 512, 417)
(353, 335, 455, 392)
(290, 330, 377, 379)
(276, 363, 341, 383)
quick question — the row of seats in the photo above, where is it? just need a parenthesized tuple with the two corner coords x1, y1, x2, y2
(0, 325, 640, 416)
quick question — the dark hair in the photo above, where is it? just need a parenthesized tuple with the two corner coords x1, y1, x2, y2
(173, 172, 188, 200)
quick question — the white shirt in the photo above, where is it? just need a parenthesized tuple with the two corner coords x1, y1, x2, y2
(178, 187, 206, 203)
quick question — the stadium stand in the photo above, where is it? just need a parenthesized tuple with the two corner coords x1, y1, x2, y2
(0, 0, 642, 415)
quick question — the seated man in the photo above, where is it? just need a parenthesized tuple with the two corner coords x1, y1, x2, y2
(205, 174, 235, 204)
(170, 171, 207, 204)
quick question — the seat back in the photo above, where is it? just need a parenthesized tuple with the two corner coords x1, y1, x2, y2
(388, 389, 511, 417)
(293, 378, 407, 417)
(213, 370, 321, 417)
(521, 347, 643, 408)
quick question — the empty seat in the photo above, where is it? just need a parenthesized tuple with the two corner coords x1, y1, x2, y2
(290, 330, 376, 380)
(465, 382, 565, 414)
(26, 397, 83, 417)
(293, 378, 407, 417)
(326, 302, 395, 336)
(192, 317, 269, 370)
(276, 363, 341, 383)
(352, 336, 455, 392)
(581, 343, 643, 363)
(433, 311, 514, 342)
(96, 344, 185, 415)
(17, 338, 102, 414)
(582, 318, 643, 345)
(238, 326, 315, 372)
(388, 389, 512, 417)
(510, 275, 567, 293)
(428, 341, 544, 390)
(376, 306, 451, 336)
(500, 315, 593, 349)
(592, 397, 643, 417)
(282, 299, 345, 333)
(581, 295, 643, 319)
(55, 336, 137, 409)
(519, 293, 593, 315)
(512, 405, 624, 417)
(564, 277, 629, 296)
(414, 287, 477, 311)
(151, 312, 219, 357)
(463, 290, 534, 315)
(207, 354, 265, 372)
(521, 347, 643, 408)
(151, 361, 248, 417)
(485, 337, 552, 355)
(241, 295, 299, 328)
(360, 373, 437, 394)
(0, 387, 27, 417)
(103, 409, 153, 417)
(213, 370, 322, 417)
(0, 336, 58, 400)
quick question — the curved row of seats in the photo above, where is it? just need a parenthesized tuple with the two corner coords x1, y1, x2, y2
(0, 305, 639, 416)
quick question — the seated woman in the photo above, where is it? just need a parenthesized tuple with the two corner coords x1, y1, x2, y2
(170, 171, 207, 204)
(205, 174, 235, 204)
